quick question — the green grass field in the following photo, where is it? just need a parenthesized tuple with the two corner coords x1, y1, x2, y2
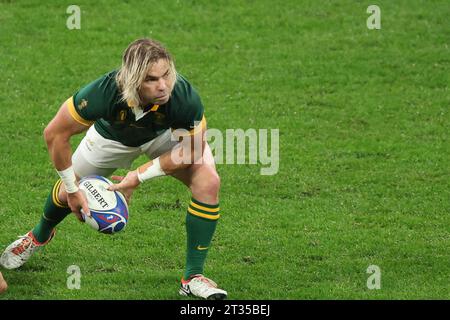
(0, 0, 449, 300)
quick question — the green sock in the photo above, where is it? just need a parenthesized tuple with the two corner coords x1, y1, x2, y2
(32, 180, 71, 243)
(184, 198, 220, 280)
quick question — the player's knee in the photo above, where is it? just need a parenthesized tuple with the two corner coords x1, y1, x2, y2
(207, 171, 221, 194)
(192, 169, 220, 198)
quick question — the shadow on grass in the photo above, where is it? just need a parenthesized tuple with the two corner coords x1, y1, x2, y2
(145, 199, 183, 211)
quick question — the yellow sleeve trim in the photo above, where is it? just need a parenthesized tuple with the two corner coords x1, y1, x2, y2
(66, 97, 94, 127)
(171, 115, 206, 137)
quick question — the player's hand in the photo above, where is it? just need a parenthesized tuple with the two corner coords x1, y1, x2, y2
(67, 189, 90, 222)
(108, 170, 140, 204)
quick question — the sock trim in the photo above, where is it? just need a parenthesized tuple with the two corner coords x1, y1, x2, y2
(190, 201, 219, 213)
(187, 207, 220, 220)
(52, 180, 69, 208)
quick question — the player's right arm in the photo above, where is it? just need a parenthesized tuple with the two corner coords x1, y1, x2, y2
(46, 72, 115, 220)
(43, 99, 91, 221)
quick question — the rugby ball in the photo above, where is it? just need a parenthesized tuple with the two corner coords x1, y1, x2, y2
(78, 175, 129, 234)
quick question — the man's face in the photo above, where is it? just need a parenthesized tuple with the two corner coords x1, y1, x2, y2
(139, 58, 175, 106)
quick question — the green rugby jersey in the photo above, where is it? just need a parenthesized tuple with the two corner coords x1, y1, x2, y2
(67, 70, 205, 147)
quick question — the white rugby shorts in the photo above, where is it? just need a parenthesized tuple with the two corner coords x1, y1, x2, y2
(72, 126, 178, 177)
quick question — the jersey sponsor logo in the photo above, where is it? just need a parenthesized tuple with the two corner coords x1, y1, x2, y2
(77, 99, 88, 110)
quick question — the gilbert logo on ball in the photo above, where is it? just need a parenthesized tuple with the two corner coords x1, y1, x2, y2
(79, 175, 129, 234)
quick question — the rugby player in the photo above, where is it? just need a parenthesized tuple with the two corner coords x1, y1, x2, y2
(0, 38, 226, 300)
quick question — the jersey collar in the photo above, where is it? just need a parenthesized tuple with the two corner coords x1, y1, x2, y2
(129, 102, 160, 121)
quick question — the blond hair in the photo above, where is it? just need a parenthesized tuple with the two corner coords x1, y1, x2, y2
(116, 38, 176, 107)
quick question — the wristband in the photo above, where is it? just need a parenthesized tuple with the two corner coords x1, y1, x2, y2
(57, 166, 79, 193)
(137, 157, 166, 183)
